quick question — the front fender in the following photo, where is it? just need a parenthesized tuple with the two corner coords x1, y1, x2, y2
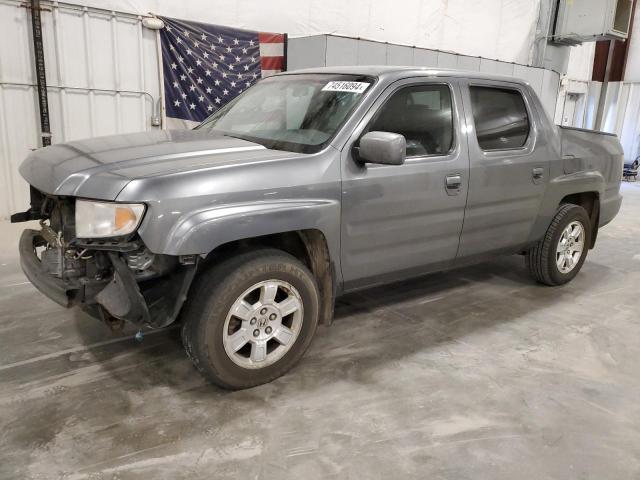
(145, 199, 341, 259)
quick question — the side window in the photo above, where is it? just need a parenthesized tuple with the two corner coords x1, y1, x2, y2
(469, 86, 530, 150)
(366, 84, 454, 157)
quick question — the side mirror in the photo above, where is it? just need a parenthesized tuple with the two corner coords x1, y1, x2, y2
(358, 131, 406, 165)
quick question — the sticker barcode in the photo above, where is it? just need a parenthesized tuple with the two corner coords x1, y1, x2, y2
(322, 81, 370, 94)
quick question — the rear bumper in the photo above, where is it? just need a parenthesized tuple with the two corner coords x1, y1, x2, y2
(19, 229, 78, 307)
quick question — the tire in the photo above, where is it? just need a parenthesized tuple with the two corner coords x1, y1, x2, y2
(526, 203, 592, 286)
(181, 248, 320, 390)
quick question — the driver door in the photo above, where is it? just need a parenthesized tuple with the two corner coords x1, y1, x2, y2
(340, 78, 470, 290)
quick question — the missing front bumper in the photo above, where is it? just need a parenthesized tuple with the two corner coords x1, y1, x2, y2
(19, 229, 81, 307)
(19, 229, 198, 328)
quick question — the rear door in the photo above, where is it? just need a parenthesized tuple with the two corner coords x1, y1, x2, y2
(340, 78, 470, 290)
(456, 80, 550, 262)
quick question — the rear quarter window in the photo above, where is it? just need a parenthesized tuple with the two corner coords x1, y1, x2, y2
(470, 86, 530, 151)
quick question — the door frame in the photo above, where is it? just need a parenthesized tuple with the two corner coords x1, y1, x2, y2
(454, 79, 550, 263)
(338, 76, 471, 290)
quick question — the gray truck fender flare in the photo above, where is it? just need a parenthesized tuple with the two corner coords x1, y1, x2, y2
(529, 171, 605, 244)
(158, 199, 340, 257)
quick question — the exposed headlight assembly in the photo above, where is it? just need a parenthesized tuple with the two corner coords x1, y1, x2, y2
(75, 200, 145, 239)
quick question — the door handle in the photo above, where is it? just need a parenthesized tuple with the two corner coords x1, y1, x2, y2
(445, 174, 462, 195)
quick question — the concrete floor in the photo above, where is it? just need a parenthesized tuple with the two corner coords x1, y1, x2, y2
(1, 184, 639, 480)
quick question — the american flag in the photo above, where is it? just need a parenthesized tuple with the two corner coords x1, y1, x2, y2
(158, 16, 286, 128)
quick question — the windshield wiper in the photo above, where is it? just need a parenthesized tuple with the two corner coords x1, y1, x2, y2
(220, 132, 272, 149)
(221, 132, 249, 141)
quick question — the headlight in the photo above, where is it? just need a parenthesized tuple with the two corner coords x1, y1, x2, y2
(75, 200, 145, 238)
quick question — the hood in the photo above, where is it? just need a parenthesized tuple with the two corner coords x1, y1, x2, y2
(19, 129, 298, 200)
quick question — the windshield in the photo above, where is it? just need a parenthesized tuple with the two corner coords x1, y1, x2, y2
(197, 74, 375, 153)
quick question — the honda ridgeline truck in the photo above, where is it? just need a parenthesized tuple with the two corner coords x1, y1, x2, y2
(12, 67, 623, 389)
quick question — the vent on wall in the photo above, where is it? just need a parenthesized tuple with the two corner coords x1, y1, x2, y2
(553, 0, 633, 45)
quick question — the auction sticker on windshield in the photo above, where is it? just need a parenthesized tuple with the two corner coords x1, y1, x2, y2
(322, 81, 370, 94)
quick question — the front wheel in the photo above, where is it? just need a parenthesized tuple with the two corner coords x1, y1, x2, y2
(181, 249, 320, 389)
(526, 203, 592, 286)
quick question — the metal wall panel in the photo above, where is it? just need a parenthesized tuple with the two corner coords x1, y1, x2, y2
(457, 56, 481, 71)
(540, 69, 561, 119)
(0, 1, 38, 217)
(326, 36, 358, 66)
(356, 40, 386, 65)
(619, 83, 640, 161)
(412, 48, 438, 67)
(386, 44, 413, 66)
(479, 58, 515, 76)
(288, 34, 561, 121)
(437, 51, 458, 69)
(584, 82, 602, 130)
(0, 0, 161, 219)
(286, 35, 326, 70)
(514, 64, 544, 95)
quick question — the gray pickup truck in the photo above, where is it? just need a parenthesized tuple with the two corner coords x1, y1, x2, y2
(12, 66, 623, 389)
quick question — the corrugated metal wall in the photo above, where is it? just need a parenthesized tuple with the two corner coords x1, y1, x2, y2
(287, 35, 561, 120)
(0, 0, 161, 219)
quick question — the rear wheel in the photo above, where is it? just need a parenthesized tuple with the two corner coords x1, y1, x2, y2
(181, 249, 320, 389)
(526, 204, 592, 286)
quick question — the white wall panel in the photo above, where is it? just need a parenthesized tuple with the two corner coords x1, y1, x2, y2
(0, 86, 40, 215)
(0, 2, 39, 217)
(565, 43, 596, 81)
(555, 43, 596, 130)
(0, 2, 35, 83)
(584, 82, 602, 131)
(619, 84, 640, 161)
(0, 0, 161, 219)
(602, 82, 625, 134)
(624, 6, 640, 82)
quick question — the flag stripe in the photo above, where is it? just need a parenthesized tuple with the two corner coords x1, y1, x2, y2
(258, 32, 285, 43)
(259, 42, 284, 57)
(260, 56, 284, 71)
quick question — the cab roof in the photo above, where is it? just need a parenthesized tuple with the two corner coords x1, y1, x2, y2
(277, 65, 531, 87)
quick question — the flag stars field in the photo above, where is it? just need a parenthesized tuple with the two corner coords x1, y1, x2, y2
(159, 16, 285, 124)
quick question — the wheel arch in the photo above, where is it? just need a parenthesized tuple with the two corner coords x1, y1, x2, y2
(200, 229, 337, 325)
(559, 191, 600, 248)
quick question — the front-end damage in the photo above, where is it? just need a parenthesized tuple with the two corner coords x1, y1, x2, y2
(13, 187, 197, 330)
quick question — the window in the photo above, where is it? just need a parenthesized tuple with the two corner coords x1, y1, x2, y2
(366, 84, 454, 157)
(469, 86, 530, 151)
(198, 74, 374, 154)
